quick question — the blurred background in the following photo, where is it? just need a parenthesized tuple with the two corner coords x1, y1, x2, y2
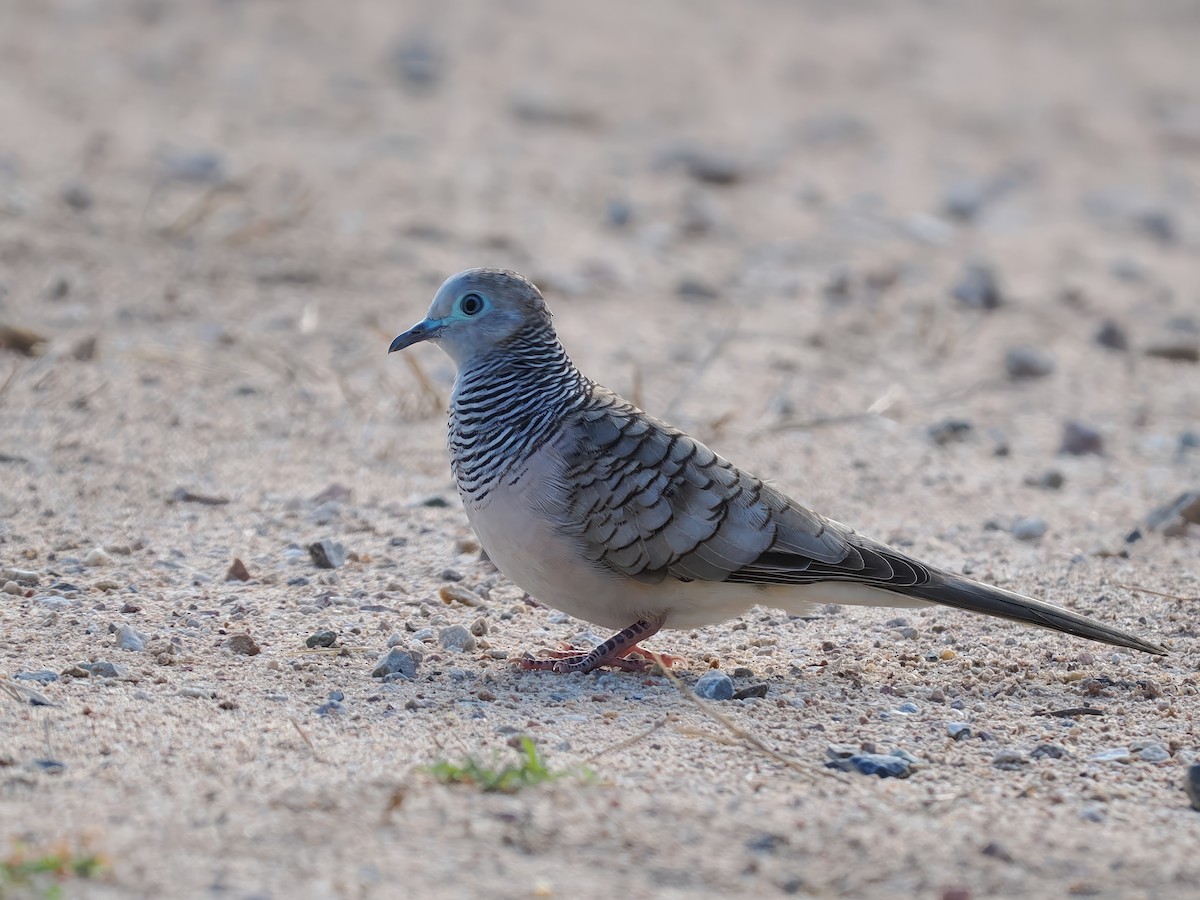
(0, 0, 1197, 524)
(1, 5, 1198, 895)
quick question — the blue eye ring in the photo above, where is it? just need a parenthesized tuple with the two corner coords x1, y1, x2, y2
(460, 292, 484, 316)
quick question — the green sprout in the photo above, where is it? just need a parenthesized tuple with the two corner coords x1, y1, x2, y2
(1, 843, 105, 899)
(423, 736, 578, 793)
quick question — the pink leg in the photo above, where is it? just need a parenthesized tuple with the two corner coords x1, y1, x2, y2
(518, 615, 682, 674)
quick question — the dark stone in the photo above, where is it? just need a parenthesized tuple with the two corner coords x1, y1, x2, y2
(60, 179, 94, 211)
(1060, 422, 1104, 456)
(306, 630, 338, 649)
(733, 683, 770, 700)
(225, 634, 261, 656)
(606, 199, 633, 228)
(1004, 346, 1056, 379)
(1095, 320, 1129, 351)
(1185, 763, 1200, 812)
(928, 419, 973, 445)
(14, 670, 58, 684)
(1135, 209, 1177, 244)
(694, 671, 734, 700)
(826, 753, 913, 778)
(1145, 490, 1200, 537)
(308, 539, 346, 569)
(1030, 743, 1068, 760)
(952, 263, 1003, 310)
(372, 648, 420, 680)
(387, 33, 444, 90)
(79, 661, 125, 679)
(677, 278, 720, 303)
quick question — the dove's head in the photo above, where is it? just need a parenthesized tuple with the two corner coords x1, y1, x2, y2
(389, 268, 554, 366)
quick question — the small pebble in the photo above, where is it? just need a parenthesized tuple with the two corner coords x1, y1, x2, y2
(161, 149, 225, 184)
(225, 634, 261, 656)
(1025, 470, 1065, 490)
(896, 701, 921, 714)
(439, 583, 484, 607)
(605, 198, 633, 228)
(1144, 336, 1200, 363)
(305, 630, 338, 649)
(37, 595, 80, 610)
(308, 539, 346, 569)
(1145, 491, 1200, 536)
(681, 149, 746, 185)
(2, 580, 24, 595)
(677, 278, 720, 303)
(1089, 747, 1131, 763)
(1012, 516, 1047, 542)
(1060, 422, 1104, 456)
(439, 625, 476, 653)
(826, 753, 912, 779)
(1030, 744, 1068, 760)
(83, 547, 112, 568)
(694, 671, 735, 700)
(1137, 743, 1171, 763)
(114, 624, 147, 652)
(928, 419, 973, 445)
(469, 617, 489, 637)
(1079, 804, 1107, 823)
(315, 692, 347, 716)
(1095, 320, 1129, 351)
(732, 683, 769, 700)
(179, 685, 216, 699)
(1135, 209, 1176, 244)
(941, 177, 988, 222)
(1185, 764, 1200, 811)
(952, 263, 1003, 310)
(1004, 346, 1056, 379)
(372, 648, 420, 679)
(387, 32, 444, 90)
(991, 749, 1028, 770)
(79, 661, 125, 679)
(14, 670, 58, 684)
(947, 722, 972, 740)
(60, 179, 94, 211)
(225, 558, 252, 582)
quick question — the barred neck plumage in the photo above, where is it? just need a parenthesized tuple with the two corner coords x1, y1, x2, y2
(449, 321, 589, 503)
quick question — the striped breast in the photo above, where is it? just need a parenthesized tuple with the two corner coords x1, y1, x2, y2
(448, 323, 588, 505)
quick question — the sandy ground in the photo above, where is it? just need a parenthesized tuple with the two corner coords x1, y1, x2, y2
(2, 1, 1199, 897)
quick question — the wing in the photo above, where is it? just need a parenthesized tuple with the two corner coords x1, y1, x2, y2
(548, 387, 924, 589)
(544, 388, 1166, 656)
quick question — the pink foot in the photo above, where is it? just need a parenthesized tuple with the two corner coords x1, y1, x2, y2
(515, 616, 681, 674)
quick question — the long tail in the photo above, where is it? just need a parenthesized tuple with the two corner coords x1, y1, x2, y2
(899, 571, 1167, 656)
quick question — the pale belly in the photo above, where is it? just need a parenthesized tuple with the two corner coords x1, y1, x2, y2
(461, 480, 928, 632)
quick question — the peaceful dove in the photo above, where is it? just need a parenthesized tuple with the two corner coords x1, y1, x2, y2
(389, 268, 1166, 673)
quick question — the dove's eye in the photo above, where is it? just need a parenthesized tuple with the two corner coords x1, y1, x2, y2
(460, 293, 484, 316)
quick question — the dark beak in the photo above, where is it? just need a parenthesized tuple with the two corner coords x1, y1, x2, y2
(388, 318, 443, 353)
